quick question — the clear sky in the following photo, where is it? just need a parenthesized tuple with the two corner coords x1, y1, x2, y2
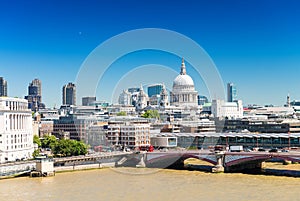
(1, 0, 300, 107)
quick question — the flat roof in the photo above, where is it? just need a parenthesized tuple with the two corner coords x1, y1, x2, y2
(152, 132, 300, 138)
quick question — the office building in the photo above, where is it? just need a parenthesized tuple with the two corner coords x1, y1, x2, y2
(0, 77, 7, 97)
(86, 122, 109, 149)
(31, 78, 42, 98)
(148, 84, 163, 97)
(0, 97, 34, 162)
(107, 118, 150, 148)
(25, 79, 45, 111)
(82, 96, 96, 106)
(198, 95, 208, 105)
(227, 83, 237, 102)
(62, 82, 76, 105)
(211, 99, 243, 119)
(53, 114, 98, 141)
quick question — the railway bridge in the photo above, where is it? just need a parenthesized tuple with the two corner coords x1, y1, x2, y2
(142, 150, 300, 172)
(50, 150, 300, 173)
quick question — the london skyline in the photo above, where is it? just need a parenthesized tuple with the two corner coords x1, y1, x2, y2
(1, 0, 300, 107)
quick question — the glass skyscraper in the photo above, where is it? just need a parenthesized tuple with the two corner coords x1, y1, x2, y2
(0, 77, 7, 97)
(147, 84, 163, 97)
(227, 83, 237, 102)
(62, 82, 76, 105)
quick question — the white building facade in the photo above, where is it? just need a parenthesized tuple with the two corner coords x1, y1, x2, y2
(159, 84, 169, 108)
(0, 97, 34, 162)
(136, 85, 149, 111)
(211, 99, 243, 119)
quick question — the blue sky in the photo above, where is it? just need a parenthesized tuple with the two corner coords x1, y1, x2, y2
(0, 0, 300, 107)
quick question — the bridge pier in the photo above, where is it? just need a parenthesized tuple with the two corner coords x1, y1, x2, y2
(136, 154, 146, 168)
(283, 160, 292, 165)
(226, 161, 265, 173)
(212, 151, 225, 173)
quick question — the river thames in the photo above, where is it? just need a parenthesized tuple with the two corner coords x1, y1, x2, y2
(0, 167, 299, 201)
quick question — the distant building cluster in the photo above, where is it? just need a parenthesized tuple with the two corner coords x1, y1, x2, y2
(2, 57, 300, 163)
(118, 59, 200, 111)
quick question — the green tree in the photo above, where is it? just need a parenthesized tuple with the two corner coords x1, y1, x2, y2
(52, 139, 88, 156)
(42, 135, 58, 149)
(141, 110, 160, 119)
(33, 135, 42, 147)
(117, 111, 127, 116)
(32, 149, 40, 158)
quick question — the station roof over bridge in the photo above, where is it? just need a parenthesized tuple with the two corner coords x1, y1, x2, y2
(153, 132, 300, 139)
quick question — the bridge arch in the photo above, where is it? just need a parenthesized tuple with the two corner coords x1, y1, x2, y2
(146, 153, 217, 168)
(225, 154, 300, 167)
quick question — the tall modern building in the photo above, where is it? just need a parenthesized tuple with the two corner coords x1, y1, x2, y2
(147, 84, 163, 97)
(62, 82, 76, 105)
(25, 78, 45, 111)
(0, 77, 7, 97)
(31, 79, 42, 98)
(227, 83, 237, 102)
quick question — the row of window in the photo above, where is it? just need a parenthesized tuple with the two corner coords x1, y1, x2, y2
(5, 100, 28, 111)
(108, 127, 149, 130)
(6, 114, 30, 131)
(6, 143, 30, 150)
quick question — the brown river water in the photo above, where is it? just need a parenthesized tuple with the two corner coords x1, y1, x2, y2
(0, 167, 299, 201)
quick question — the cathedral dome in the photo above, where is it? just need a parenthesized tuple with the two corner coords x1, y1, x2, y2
(173, 74, 194, 87)
(170, 58, 198, 108)
(172, 58, 195, 92)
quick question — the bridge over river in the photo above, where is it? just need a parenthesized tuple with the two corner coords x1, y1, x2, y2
(2, 150, 300, 178)
(52, 150, 300, 173)
(143, 150, 300, 172)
